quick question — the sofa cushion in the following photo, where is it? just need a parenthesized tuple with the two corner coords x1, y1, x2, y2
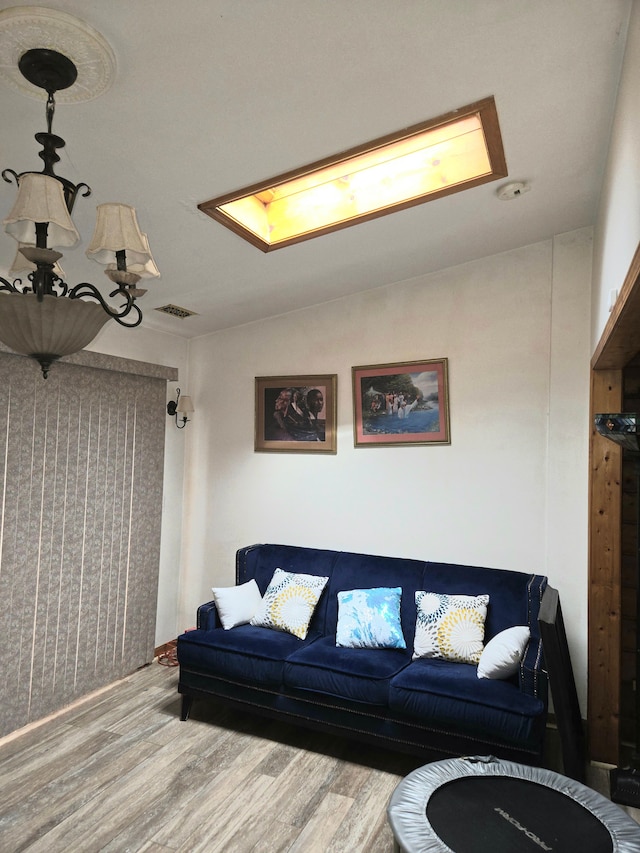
(284, 636, 411, 705)
(336, 587, 406, 649)
(178, 625, 319, 686)
(389, 658, 545, 745)
(413, 591, 489, 664)
(251, 568, 328, 639)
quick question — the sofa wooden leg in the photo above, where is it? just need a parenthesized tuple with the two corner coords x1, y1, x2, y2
(180, 695, 193, 721)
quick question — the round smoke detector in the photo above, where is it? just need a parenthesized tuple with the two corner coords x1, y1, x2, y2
(0, 6, 116, 103)
(496, 181, 531, 201)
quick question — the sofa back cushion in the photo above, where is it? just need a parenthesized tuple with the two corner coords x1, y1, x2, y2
(325, 551, 428, 641)
(235, 546, 548, 651)
(423, 562, 547, 645)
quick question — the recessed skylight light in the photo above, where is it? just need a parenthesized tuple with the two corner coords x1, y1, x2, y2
(199, 97, 507, 252)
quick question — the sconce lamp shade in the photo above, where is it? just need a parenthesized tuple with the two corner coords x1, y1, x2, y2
(3, 173, 80, 248)
(86, 203, 159, 273)
(176, 395, 194, 416)
(167, 387, 194, 428)
(0, 292, 111, 358)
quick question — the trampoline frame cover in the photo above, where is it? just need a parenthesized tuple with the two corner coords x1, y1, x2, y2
(387, 756, 640, 852)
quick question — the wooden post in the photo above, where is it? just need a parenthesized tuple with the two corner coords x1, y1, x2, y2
(589, 368, 623, 763)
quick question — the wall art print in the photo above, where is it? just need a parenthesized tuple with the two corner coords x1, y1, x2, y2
(255, 374, 337, 453)
(352, 359, 450, 447)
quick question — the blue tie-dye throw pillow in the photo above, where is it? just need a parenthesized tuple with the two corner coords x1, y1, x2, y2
(336, 587, 406, 649)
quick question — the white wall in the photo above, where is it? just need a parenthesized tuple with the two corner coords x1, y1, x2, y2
(547, 229, 593, 695)
(179, 229, 592, 711)
(86, 322, 190, 646)
(592, 0, 640, 348)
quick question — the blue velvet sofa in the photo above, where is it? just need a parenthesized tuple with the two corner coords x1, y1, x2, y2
(177, 543, 550, 765)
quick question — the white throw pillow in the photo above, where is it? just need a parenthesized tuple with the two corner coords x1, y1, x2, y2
(477, 625, 530, 679)
(212, 579, 263, 630)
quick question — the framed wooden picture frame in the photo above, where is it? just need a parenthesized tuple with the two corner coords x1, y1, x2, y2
(255, 375, 337, 453)
(352, 359, 450, 447)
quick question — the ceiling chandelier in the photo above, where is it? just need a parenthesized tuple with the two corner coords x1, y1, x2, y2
(0, 46, 159, 378)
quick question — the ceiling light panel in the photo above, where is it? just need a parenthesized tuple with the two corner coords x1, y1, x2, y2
(199, 97, 507, 252)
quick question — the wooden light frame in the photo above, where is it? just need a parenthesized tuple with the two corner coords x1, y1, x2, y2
(199, 97, 507, 252)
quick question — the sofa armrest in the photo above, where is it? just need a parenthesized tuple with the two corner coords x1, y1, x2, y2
(519, 635, 547, 700)
(197, 600, 220, 631)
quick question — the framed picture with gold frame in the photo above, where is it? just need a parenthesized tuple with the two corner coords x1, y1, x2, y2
(255, 375, 337, 453)
(352, 359, 450, 447)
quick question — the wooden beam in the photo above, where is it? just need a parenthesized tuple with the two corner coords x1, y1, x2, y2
(588, 368, 623, 763)
(592, 242, 640, 370)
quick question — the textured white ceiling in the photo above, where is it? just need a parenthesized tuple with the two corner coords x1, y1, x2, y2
(0, 0, 632, 338)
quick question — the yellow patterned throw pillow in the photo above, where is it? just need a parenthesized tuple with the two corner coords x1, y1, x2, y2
(250, 568, 329, 639)
(413, 591, 489, 664)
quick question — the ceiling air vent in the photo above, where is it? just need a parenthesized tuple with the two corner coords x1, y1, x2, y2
(155, 304, 198, 319)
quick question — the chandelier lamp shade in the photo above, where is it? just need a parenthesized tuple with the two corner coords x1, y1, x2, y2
(5, 172, 79, 246)
(0, 47, 160, 378)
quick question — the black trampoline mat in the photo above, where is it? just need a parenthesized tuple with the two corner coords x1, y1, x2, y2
(426, 776, 614, 853)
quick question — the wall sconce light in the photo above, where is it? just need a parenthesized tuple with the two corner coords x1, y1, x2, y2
(167, 388, 194, 429)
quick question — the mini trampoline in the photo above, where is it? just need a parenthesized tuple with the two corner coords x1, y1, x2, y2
(387, 756, 640, 852)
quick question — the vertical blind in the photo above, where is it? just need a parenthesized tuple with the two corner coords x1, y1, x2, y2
(0, 352, 167, 738)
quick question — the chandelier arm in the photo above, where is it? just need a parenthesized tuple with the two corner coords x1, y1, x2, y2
(28, 268, 68, 300)
(68, 282, 143, 328)
(52, 275, 69, 297)
(0, 275, 24, 294)
(75, 183, 92, 199)
(2, 168, 19, 187)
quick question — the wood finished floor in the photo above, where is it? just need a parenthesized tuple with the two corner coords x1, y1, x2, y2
(2, 661, 638, 853)
(0, 661, 425, 852)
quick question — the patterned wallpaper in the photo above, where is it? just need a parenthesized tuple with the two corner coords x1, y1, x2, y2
(0, 351, 169, 738)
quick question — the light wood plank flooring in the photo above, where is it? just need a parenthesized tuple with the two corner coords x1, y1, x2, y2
(0, 661, 424, 852)
(1, 660, 638, 852)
